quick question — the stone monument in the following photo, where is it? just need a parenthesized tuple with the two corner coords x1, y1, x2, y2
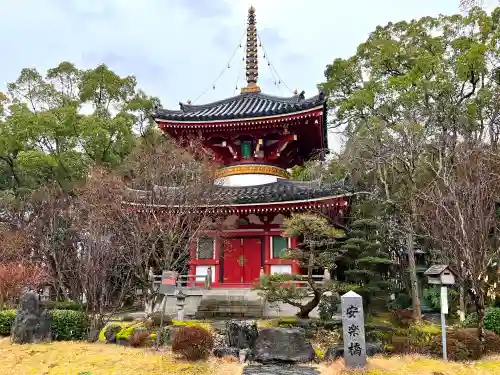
(11, 291, 52, 344)
(341, 291, 366, 368)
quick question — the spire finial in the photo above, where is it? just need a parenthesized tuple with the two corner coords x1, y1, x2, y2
(241, 5, 261, 93)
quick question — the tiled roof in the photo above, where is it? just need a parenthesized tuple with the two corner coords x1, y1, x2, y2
(125, 178, 352, 207)
(153, 91, 326, 122)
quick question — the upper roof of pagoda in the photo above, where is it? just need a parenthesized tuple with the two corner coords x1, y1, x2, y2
(153, 90, 326, 123)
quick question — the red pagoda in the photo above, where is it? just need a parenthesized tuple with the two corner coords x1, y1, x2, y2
(126, 6, 352, 288)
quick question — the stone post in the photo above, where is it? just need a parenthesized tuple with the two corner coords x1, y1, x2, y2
(341, 291, 367, 368)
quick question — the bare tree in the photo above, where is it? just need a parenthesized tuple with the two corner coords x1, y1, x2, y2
(418, 148, 500, 346)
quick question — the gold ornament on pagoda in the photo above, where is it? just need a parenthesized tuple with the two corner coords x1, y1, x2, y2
(215, 164, 290, 179)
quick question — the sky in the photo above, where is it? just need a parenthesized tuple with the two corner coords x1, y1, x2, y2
(0, 0, 498, 150)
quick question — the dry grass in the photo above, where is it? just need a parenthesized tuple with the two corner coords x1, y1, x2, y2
(319, 355, 500, 375)
(0, 338, 243, 375)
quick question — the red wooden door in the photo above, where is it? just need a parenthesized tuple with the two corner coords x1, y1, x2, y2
(222, 238, 243, 283)
(242, 238, 262, 283)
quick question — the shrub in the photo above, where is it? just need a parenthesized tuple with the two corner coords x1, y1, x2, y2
(150, 312, 173, 327)
(462, 307, 500, 335)
(43, 301, 84, 311)
(98, 322, 131, 342)
(318, 294, 339, 321)
(172, 326, 214, 360)
(429, 328, 483, 361)
(116, 326, 135, 341)
(50, 310, 89, 340)
(129, 331, 152, 348)
(121, 314, 135, 322)
(172, 319, 213, 333)
(0, 309, 16, 336)
(391, 309, 415, 327)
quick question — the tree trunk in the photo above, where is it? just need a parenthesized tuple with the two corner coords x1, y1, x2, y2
(475, 290, 486, 353)
(459, 285, 466, 322)
(406, 228, 422, 322)
(296, 289, 321, 319)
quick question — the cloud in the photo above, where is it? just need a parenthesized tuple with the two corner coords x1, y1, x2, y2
(2, 0, 492, 152)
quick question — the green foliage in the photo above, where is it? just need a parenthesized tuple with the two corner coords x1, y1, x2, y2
(50, 309, 89, 341)
(116, 326, 136, 341)
(318, 294, 340, 321)
(255, 213, 344, 318)
(0, 62, 159, 193)
(423, 286, 459, 312)
(340, 218, 393, 309)
(149, 312, 173, 327)
(172, 325, 214, 361)
(98, 322, 131, 342)
(172, 320, 213, 333)
(463, 308, 500, 335)
(0, 309, 16, 336)
(43, 301, 84, 311)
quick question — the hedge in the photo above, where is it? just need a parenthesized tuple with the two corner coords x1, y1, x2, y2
(463, 307, 500, 335)
(51, 309, 88, 340)
(0, 310, 16, 336)
(0, 309, 88, 340)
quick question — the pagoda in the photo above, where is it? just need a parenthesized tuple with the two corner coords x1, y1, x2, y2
(126, 6, 353, 287)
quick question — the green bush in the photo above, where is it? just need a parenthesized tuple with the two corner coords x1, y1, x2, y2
(116, 326, 136, 341)
(43, 301, 84, 311)
(0, 309, 16, 336)
(318, 294, 339, 321)
(50, 309, 88, 340)
(462, 307, 500, 335)
(149, 312, 173, 327)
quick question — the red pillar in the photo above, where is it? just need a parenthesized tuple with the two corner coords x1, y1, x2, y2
(264, 231, 271, 274)
(290, 236, 301, 274)
(189, 240, 197, 286)
(214, 236, 221, 285)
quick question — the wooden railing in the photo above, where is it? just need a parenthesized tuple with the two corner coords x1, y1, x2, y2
(149, 268, 328, 291)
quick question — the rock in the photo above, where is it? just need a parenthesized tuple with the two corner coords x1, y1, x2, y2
(366, 342, 384, 356)
(227, 320, 258, 349)
(324, 345, 343, 361)
(213, 346, 240, 358)
(324, 342, 384, 361)
(243, 365, 319, 375)
(104, 325, 121, 343)
(11, 292, 52, 344)
(251, 328, 315, 364)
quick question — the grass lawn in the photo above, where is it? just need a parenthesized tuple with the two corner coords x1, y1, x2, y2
(2, 338, 500, 375)
(0, 338, 242, 375)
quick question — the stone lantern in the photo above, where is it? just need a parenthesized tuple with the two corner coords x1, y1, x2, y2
(176, 290, 187, 321)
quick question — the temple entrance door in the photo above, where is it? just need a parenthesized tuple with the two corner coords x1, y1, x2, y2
(222, 238, 262, 284)
(222, 238, 243, 284)
(242, 238, 262, 284)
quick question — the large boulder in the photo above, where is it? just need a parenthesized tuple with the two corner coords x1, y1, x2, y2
(227, 320, 259, 349)
(104, 325, 121, 343)
(213, 346, 240, 358)
(11, 292, 52, 344)
(251, 328, 315, 363)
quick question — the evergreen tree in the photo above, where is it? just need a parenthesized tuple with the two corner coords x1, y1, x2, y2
(340, 218, 394, 311)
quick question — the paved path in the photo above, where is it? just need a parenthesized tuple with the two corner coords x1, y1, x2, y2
(243, 365, 319, 375)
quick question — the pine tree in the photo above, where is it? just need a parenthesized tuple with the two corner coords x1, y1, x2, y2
(340, 218, 394, 310)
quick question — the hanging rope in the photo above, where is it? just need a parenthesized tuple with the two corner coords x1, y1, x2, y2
(192, 28, 247, 104)
(233, 42, 247, 95)
(257, 33, 294, 95)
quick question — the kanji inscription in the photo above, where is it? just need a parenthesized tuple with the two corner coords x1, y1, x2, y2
(341, 291, 367, 368)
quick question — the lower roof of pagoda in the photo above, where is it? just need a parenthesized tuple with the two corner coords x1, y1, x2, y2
(123, 179, 352, 208)
(153, 91, 325, 123)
